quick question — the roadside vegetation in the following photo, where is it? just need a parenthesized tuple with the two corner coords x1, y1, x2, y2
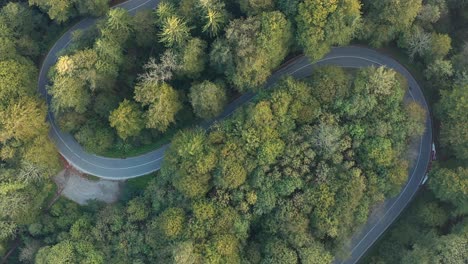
(0, 0, 466, 263)
(363, 0, 468, 263)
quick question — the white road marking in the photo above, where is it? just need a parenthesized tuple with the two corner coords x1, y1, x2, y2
(128, 0, 154, 11)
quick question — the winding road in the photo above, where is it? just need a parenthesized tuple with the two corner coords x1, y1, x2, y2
(37, 0, 433, 263)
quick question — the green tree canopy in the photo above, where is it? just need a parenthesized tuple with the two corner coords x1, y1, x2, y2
(436, 84, 468, 160)
(177, 38, 207, 79)
(429, 166, 468, 214)
(296, 0, 361, 60)
(189, 80, 227, 120)
(134, 81, 182, 132)
(360, 0, 422, 47)
(109, 99, 145, 140)
(220, 11, 292, 91)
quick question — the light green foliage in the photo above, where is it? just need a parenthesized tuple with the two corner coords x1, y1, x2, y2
(425, 59, 454, 86)
(262, 239, 298, 263)
(155, 1, 177, 24)
(100, 8, 133, 44)
(159, 16, 191, 48)
(298, 241, 333, 264)
(109, 99, 145, 140)
(172, 241, 200, 263)
(0, 220, 17, 241)
(404, 101, 426, 137)
(165, 67, 417, 256)
(0, 3, 61, 247)
(200, 0, 229, 37)
(154, 207, 186, 239)
(366, 66, 399, 96)
(5, 1, 466, 263)
(189, 80, 227, 119)
(398, 27, 451, 63)
(94, 38, 124, 77)
(431, 233, 468, 264)
(126, 197, 149, 222)
(417, 3, 442, 24)
(296, 0, 361, 60)
(398, 25, 431, 60)
(178, 38, 207, 79)
(134, 82, 182, 132)
(162, 129, 217, 197)
(0, 59, 36, 103)
(222, 11, 292, 91)
(0, 97, 59, 175)
(49, 74, 91, 114)
(0, 96, 47, 146)
(0, 168, 55, 238)
(309, 66, 349, 104)
(26, 66, 422, 263)
(427, 33, 451, 62)
(35, 240, 104, 264)
(49, 49, 98, 114)
(215, 158, 247, 189)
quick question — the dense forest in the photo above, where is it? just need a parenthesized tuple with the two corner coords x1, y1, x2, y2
(20, 66, 426, 263)
(0, 0, 466, 263)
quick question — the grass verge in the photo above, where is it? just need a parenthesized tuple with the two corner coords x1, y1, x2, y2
(120, 173, 156, 201)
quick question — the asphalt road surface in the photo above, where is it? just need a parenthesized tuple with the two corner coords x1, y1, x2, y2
(37, 0, 433, 262)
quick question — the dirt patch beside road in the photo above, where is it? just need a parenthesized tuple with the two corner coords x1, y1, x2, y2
(54, 170, 122, 205)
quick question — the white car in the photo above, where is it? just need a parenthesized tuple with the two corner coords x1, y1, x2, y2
(421, 173, 429, 185)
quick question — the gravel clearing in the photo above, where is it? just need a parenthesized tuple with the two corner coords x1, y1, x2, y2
(54, 170, 122, 205)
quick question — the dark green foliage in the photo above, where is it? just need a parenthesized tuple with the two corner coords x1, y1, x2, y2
(0, 2, 47, 58)
(360, 0, 422, 47)
(75, 120, 115, 153)
(364, 191, 468, 264)
(429, 166, 468, 215)
(296, 0, 362, 60)
(28, 0, 110, 23)
(436, 83, 468, 161)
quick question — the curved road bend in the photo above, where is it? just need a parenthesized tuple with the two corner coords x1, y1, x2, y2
(37, 0, 433, 262)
